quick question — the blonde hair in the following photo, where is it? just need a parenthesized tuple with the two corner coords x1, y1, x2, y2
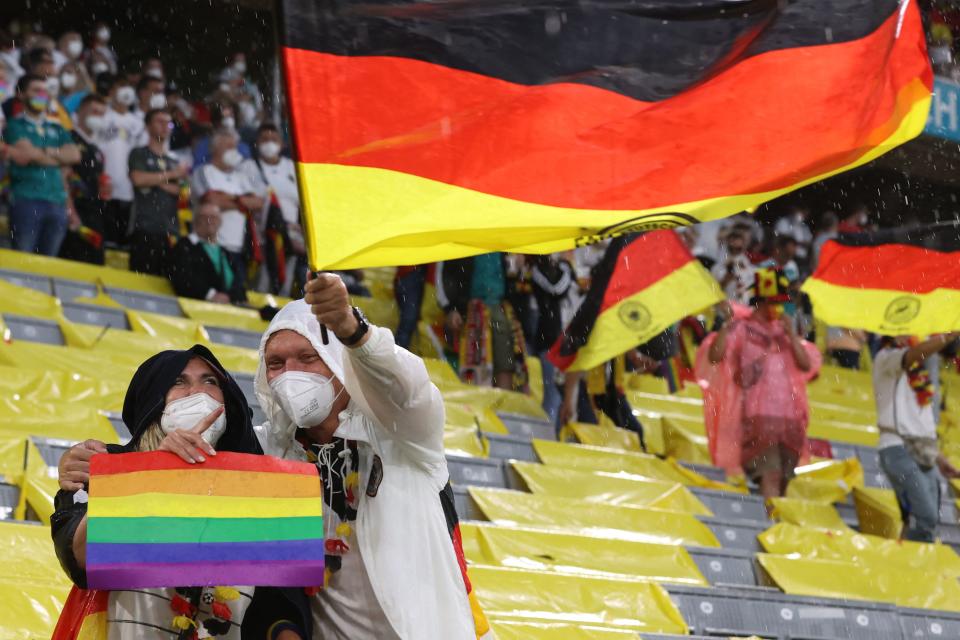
(137, 423, 165, 452)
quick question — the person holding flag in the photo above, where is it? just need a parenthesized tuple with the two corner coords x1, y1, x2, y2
(699, 269, 821, 500)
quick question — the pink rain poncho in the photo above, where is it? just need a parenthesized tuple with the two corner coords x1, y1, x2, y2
(695, 306, 821, 476)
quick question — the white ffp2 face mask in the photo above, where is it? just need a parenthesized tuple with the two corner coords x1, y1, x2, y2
(160, 392, 227, 445)
(222, 148, 243, 169)
(259, 141, 281, 159)
(269, 371, 342, 428)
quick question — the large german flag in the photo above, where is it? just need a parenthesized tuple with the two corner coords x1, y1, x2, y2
(548, 230, 723, 372)
(278, 0, 932, 269)
(803, 224, 960, 336)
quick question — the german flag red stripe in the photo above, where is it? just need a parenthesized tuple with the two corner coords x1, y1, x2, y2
(549, 230, 724, 372)
(802, 226, 960, 336)
(279, 0, 932, 269)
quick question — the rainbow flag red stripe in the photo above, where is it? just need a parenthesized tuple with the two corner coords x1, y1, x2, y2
(87, 451, 324, 589)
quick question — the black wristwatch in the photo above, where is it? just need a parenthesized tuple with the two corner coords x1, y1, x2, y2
(337, 306, 370, 346)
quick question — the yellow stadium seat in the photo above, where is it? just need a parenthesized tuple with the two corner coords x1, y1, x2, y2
(510, 461, 712, 515)
(178, 297, 269, 333)
(0, 247, 173, 294)
(423, 357, 464, 390)
(0, 279, 62, 321)
(0, 436, 27, 485)
(491, 621, 640, 640)
(562, 422, 643, 453)
(661, 416, 711, 465)
(768, 497, 849, 531)
(852, 486, 902, 539)
(464, 522, 708, 586)
(470, 565, 688, 634)
(531, 440, 742, 492)
(352, 294, 399, 331)
(757, 553, 960, 612)
(0, 521, 71, 639)
(467, 487, 721, 547)
(759, 521, 960, 578)
(793, 457, 864, 488)
(444, 425, 487, 458)
(0, 400, 118, 443)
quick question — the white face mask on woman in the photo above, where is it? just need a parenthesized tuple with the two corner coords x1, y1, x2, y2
(269, 371, 343, 428)
(160, 392, 227, 445)
(222, 148, 243, 169)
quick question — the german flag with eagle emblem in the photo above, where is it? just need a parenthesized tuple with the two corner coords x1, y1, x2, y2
(278, 0, 932, 269)
(803, 224, 960, 336)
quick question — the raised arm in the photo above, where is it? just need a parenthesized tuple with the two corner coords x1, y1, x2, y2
(904, 333, 959, 369)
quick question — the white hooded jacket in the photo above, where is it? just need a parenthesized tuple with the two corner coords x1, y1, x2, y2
(252, 300, 480, 640)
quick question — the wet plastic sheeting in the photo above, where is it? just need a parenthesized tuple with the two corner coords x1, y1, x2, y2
(492, 620, 643, 639)
(757, 553, 960, 612)
(511, 460, 712, 515)
(759, 522, 960, 578)
(0, 520, 72, 638)
(531, 439, 742, 493)
(467, 487, 721, 548)
(464, 522, 708, 586)
(768, 497, 850, 531)
(444, 427, 488, 459)
(563, 421, 643, 452)
(852, 485, 903, 539)
(470, 565, 688, 635)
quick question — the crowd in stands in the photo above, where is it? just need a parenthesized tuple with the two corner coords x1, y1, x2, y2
(0, 19, 306, 304)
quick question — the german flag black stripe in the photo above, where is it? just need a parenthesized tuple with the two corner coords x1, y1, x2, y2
(282, 0, 899, 101)
(279, 0, 931, 269)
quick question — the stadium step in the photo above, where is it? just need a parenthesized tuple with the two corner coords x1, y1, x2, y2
(205, 326, 263, 350)
(448, 455, 508, 489)
(103, 286, 184, 317)
(0, 268, 53, 295)
(497, 412, 556, 440)
(686, 546, 759, 587)
(700, 517, 765, 552)
(50, 278, 98, 303)
(690, 487, 768, 523)
(1, 314, 65, 345)
(60, 301, 131, 329)
(666, 584, 903, 640)
(484, 432, 539, 462)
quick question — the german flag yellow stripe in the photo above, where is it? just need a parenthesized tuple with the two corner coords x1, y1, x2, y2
(802, 278, 960, 336)
(566, 260, 724, 372)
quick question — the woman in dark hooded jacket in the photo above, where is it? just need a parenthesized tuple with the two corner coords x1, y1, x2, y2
(50, 344, 311, 640)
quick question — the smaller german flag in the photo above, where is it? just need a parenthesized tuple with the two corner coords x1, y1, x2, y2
(803, 224, 960, 336)
(549, 230, 723, 372)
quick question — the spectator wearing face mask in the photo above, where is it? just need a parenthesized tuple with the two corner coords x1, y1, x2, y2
(53, 31, 84, 73)
(97, 74, 143, 245)
(86, 49, 112, 81)
(167, 203, 247, 304)
(192, 131, 264, 284)
(4, 74, 81, 256)
(223, 53, 262, 133)
(192, 103, 250, 167)
(59, 93, 110, 265)
(132, 75, 167, 145)
(128, 109, 189, 275)
(141, 57, 165, 82)
(241, 123, 304, 295)
(88, 22, 117, 75)
(3, 47, 71, 129)
(0, 30, 24, 88)
(57, 61, 92, 114)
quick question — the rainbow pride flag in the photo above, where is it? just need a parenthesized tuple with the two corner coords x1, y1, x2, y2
(87, 451, 324, 589)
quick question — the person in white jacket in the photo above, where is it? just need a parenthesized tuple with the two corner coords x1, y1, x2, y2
(257, 273, 490, 639)
(58, 273, 491, 640)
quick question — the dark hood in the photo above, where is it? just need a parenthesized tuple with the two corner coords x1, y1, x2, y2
(118, 344, 263, 455)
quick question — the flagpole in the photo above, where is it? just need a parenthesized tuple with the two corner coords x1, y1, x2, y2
(273, 0, 329, 344)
